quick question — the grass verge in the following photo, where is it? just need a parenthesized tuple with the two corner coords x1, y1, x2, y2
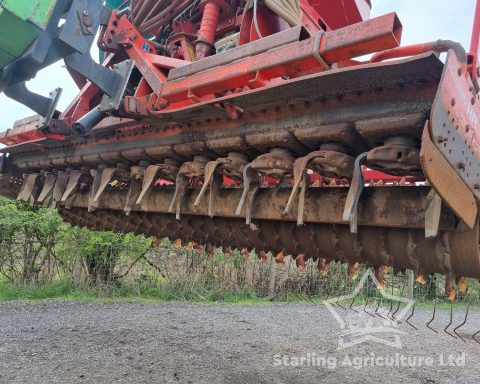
(0, 281, 277, 304)
(0, 281, 477, 310)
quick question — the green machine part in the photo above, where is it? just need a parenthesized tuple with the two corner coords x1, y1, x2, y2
(105, 0, 125, 9)
(0, 0, 57, 69)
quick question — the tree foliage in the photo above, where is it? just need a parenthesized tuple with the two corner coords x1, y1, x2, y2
(0, 196, 152, 285)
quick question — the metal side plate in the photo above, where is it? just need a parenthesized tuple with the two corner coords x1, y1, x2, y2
(430, 50, 480, 202)
(420, 123, 477, 229)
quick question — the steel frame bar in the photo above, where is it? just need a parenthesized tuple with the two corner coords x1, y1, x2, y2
(64, 185, 458, 230)
(105, 11, 402, 112)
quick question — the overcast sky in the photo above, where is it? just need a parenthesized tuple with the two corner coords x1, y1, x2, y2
(0, 0, 476, 130)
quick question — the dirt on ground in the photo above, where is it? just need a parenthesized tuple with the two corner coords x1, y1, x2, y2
(0, 301, 479, 383)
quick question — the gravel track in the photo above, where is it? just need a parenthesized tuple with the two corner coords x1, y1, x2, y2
(0, 301, 479, 383)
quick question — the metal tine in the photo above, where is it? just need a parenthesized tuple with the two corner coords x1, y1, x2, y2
(387, 280, 394, 316)
(406, 303, 418, 330)
(426, 300, 438, 334)
(473, 329, 480, 344)
(453, 304, 470, 343)
(342, 152, 368, 233)
(443, 302, 457, 339)
(296, 173, 309, 226)
(375, 298, 389, 320)
(335, 299, 346, 310)
(363, 297, 375, 317)
(349, 293, 359, 313)
(235, 163, 253, 216)
(389, 300, 402, 324)
(193, 159, 221, 209)
(391, 278, 407, 324)
(385, 281, 395, 321)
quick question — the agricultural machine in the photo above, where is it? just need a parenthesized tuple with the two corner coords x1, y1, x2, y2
(0, 0, 479, 297)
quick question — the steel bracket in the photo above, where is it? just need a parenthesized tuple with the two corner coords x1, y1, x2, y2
(99, 60, 135, 112)
(430, 50, 480, 202)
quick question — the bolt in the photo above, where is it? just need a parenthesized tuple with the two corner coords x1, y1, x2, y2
(437, 135, 448, 143)
(83, 10, 89, 16)
(87, 26, 93, 33)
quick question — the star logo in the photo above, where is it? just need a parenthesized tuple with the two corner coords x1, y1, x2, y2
(323, 269, 415, 350)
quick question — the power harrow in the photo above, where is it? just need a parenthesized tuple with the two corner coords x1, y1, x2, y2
(1, 0, 480, 298)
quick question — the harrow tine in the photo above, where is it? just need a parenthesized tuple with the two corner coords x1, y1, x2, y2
(426, 300, 438, 334)
(136, 164, 162, 205)
(386, 282, 394, 318)
(296, 173, 309, 226)
(284, 152, 317, 220)
(169, 172, 190, 220)
(343, 152, 368, 233)
(363, 297, 375, 317)
(374, 299, 383, 318)
(443, 303, 457, 339)
(194, 159, 221, 211)
(61, 170, 85, 203)
(391, 300, 402, 324)
(406, 303, 418, 330)
(124, 166, 144, 215)
(90, 167, 117, 207)
(235, 163, 256, 216)
(349, 295, 359, 313)
(453, 304, 469, 343)
(391, 278, 406, 324)
(17, 173, 42, 204)
(51, 170, 69, 208)
(245, 185, 260, 225)
(473, 329, 480, 344)
(235, 163, 259, 225)
(207, 174, 223, 218)
(37, 172, 57, 205)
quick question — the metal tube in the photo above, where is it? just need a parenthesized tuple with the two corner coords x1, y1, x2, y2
(470, 0, 480, 57)
(195, 1, 221, 60)
(370, 40, 467, 67)
(73, 108, 107, 136)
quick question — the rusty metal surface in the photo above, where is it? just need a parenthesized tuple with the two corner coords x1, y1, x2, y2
(430, 50, 480, 201)
(58, 185, 458, 231)
(367, 136, 421, 176)
(4, 53, 442, 166)
(9, 63, 442, 173)
(168, 26, 306, 81)
(57, 205, 480, 279)
(420, 122, 477, 229)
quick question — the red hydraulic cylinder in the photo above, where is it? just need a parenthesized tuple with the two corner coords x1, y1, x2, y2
(195, 0, 221, 60)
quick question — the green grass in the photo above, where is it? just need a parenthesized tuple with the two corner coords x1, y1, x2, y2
(0, 281, 276, 304)
(0, 281, 478, 310)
